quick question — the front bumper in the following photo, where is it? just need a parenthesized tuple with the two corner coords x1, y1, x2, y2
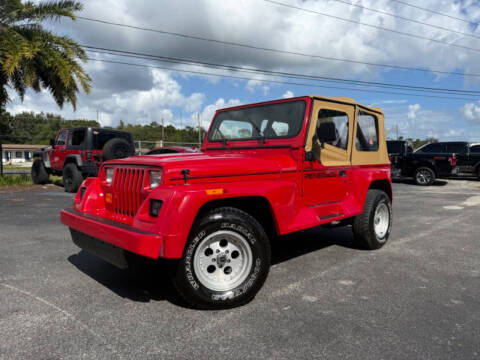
(61, 209, 163, 264)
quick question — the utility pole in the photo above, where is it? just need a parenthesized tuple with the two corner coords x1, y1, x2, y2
(396, 124, 399, 140)
(96, 109, 99, 123)
(161, 118, 164, 147)
(0, 137, 3, 177)
(198, 113, 201, 147)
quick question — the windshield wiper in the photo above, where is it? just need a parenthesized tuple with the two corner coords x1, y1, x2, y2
(212, 123, 229, 146)
(250, 122, 267, 144)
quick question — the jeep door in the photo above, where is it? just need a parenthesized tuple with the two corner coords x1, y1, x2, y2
(51, 130, 68, 169)
(303, 99, 354, 219)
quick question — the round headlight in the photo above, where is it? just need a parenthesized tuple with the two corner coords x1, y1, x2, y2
(105, 168, 114, 184)
(149, 170, 163, 189)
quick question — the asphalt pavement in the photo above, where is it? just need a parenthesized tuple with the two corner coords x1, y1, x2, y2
(0, 180, 479, 359)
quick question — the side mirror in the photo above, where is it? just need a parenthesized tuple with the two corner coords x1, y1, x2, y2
(316, 122, 337, 145)
(50, 138, 55, 149)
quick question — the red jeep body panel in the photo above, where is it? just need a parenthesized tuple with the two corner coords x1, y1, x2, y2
(61, 96, 391, 259)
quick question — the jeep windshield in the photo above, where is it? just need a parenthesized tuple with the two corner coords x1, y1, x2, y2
(208, 100, 306, 142)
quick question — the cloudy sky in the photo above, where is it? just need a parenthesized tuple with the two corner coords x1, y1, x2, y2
(6, 0, 480, 141)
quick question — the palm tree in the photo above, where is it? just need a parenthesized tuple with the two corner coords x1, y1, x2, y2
(0, 0, 91, 112)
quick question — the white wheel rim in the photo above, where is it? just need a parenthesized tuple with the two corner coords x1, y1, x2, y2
(374, 203, 390, 240)
(193, 230, 253, 292)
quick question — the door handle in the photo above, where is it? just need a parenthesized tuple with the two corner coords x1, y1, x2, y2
(339, 170, 346, 177)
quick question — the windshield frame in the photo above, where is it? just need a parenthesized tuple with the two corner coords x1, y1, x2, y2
(206, 99, 307, 143)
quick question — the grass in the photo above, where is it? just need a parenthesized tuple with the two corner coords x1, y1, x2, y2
(0, 174, 33, 186)
(51, 175, 63, 187)
(0, 174, 62, 188)
(3, 164, 32, 171)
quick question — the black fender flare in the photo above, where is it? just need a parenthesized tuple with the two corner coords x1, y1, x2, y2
(33, 150, 51, 169)
(64, 154, 83, 168)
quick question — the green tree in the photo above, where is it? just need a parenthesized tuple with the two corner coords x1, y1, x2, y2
(0, 0, 90, 111)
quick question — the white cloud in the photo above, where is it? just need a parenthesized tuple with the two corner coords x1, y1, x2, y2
(6, 0, 480, 139)
(462, 101, 480, 123)
(407, 104, 421, 119)
(282, 90, 294, 98)
(200, 98, 242, 127)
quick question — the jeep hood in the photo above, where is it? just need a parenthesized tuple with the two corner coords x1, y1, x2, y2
(106, 152, 297, 180)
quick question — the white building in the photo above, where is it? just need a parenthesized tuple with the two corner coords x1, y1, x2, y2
(1, 144, 45, 165)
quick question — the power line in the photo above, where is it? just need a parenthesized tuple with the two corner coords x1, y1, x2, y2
(83, 45, 480, 96)
(390, 0, 478, 26)
(263, 0, 480, 54)
(329, 0, 480, 40)
(75, 16, 480, 78)
(87, 57, 480, 101)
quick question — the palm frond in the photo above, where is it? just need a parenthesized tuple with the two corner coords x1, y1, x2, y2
(0, 0, 90, 110)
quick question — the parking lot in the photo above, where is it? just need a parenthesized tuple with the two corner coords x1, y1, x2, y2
(1, 180, 479, 359)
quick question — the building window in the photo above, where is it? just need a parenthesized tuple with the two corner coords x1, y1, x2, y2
(15, 151, 23, 158)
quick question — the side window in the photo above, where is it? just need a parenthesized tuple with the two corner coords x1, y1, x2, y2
(356, 111, 378, 152)
(446, 143, 468, 153)
(407, 144, 414, 154)
(317, 109, 349, 150)
(470, 145, 480, 153)
(418, 143, 445, 153)
(69, 129, 86, 147)
(56, 131, 67, 146)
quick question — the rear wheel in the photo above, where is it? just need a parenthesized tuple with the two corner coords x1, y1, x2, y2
(31, 159, 49, 184)
(171, 207, 271, 309)
(414, 166, 435, 186)
(353, 190, 392, 250)
(63, 163, 83, 193)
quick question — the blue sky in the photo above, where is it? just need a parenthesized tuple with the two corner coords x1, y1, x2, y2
(7, 0, 480, 141)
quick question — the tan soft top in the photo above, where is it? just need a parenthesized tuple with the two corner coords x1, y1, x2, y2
(309, 95, 384, 115)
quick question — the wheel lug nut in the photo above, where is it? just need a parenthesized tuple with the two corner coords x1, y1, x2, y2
(216, 250, 220, 253)
(225, 250, 229, 254)
(227, 259, 231, 263)
(212, 259, 216, 262)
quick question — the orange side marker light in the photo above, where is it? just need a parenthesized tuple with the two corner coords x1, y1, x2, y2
(206, 188, 224, 195)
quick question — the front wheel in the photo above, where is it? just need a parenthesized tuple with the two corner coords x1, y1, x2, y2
(31, 159, 49, 184)
(63, 163, 83, 193)
(414, 166, 435, 186)
(353, 190, 392, 250)
(171, 207, 271, 309)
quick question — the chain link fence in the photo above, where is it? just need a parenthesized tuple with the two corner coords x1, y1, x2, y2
(134, 141, 201, 155)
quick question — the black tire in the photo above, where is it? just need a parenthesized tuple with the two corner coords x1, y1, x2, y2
(63, 163, 83, 193)
(171, 207, 271, 309)
(102, 138, 134, 161)
(31, 159, 49, 184)
(414, 166, 435, 186)
(353, 190, 392, 250)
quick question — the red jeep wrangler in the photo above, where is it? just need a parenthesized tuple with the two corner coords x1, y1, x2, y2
(61, 96, 392, 309)
(32, 127, 135, 192)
